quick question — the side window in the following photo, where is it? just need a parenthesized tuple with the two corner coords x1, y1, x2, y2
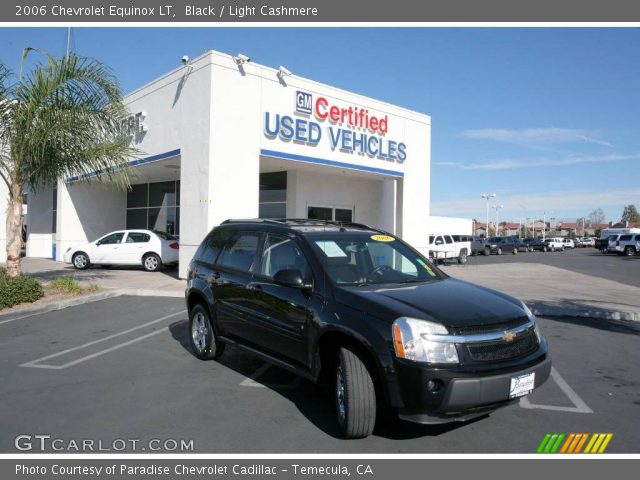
(429, 236, 435, 244)
(259, 233, 310, 281)
(99, 232, 124, 245)
(218, 232, 261, 272)
(195, 229, 233, 265)
(126, 233, 150, 243)
(444, 236, 453, 244)
(452, 235, 460, 242)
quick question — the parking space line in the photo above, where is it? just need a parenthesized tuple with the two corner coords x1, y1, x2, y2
(21, 328, 169, 369)
(520, 367, 593, 414)
(19, 309, 186, 369)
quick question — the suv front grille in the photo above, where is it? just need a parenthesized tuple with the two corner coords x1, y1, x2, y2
(465, 329, 538, 362)
(453, 316, 529, 335)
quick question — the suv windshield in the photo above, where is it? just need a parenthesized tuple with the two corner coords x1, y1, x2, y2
(306, 232, 443, 286)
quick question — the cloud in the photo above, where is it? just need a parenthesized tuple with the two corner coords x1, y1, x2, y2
(435, 153, 640, 170)
(431, 188, 639, 218)
(460, 127, 613, 148)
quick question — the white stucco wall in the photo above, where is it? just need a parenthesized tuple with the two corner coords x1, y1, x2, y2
(0, 181, 7, 261)
(25, 185, 54, 258)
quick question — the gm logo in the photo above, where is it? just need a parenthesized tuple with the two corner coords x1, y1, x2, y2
(295, 91, 312, 114)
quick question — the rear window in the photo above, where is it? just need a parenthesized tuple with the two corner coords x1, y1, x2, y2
(126, 232, 150, 243)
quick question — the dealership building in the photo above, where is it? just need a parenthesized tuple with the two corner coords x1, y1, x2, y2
(6, 50, 431, 278)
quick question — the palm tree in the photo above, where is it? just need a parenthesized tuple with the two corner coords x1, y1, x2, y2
(0, 51, 136, 277)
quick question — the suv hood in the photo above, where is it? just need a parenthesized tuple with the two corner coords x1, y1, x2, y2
(337, 278, 527, 328)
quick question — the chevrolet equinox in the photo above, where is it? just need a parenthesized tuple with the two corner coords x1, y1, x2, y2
(185, 219, 551, 438)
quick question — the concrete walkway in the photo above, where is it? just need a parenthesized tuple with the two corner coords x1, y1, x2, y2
(15, 257, 185, 296)
(442, 262, 640, 321)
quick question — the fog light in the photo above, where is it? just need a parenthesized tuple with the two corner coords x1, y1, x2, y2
(426, 379, 443, 393)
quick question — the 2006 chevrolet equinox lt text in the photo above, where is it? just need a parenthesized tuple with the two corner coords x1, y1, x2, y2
(185, 219, 551, 438)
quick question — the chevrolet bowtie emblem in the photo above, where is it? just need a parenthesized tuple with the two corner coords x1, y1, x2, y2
(502, 331, 516, 342)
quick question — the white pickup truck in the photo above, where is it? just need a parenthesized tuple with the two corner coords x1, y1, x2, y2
(428, 234, 471, 264)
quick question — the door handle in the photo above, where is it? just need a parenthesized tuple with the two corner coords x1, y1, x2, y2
(206, 272, 221, 284)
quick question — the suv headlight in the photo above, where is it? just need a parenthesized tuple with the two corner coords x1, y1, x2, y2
(522, 303, 543, 343)
(392, 317, 459, 364)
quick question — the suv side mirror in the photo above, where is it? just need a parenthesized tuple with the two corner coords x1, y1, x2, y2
(273, 269, 312, 291)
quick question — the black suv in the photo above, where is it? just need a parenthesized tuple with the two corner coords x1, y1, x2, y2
(185, 219, 550, 438)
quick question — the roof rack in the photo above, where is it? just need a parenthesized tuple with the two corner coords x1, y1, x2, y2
(221, 218, 387, 233)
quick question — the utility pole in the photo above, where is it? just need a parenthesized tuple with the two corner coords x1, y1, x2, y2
(481, 193, 496, 237)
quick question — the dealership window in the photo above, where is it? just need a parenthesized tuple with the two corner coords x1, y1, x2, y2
(126, 181, 180, 235)
(259, 172, 286, 219)
(308, 205, 353, 222)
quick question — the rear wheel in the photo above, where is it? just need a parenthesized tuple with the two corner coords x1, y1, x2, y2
(143, 253, 162, 272)
(189, 304, 225, 360)
(513, 248, 518, 255)
(497, 247, 502, 255)
(483, 248, 490, 256)
(624, 246, 636, 256)
(458, 250, 468, 264)
(335, 347, 376, 439)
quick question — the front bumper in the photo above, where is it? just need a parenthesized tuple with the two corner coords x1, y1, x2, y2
(394, 353, 551, 424)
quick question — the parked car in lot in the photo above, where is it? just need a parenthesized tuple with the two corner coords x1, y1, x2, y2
(617, 234, 640, 256)
(522, 238, 547, 252)
(428, 234, 470, 264)
(63, 229, 179, 272)
(561, 238, 576, 249)
(543, 238, 565, 252)
(510, 236, 531, 253)
(596, 228, 640, 253)
(471, 236, 489, 256)
(186, 219, 550, 438)
(486, 236, 518, 255)
(579, 237, 596, 248)
(608, 233, 640, 256)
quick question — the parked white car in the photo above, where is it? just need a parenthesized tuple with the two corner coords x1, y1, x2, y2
(428, 234, 470, 264)
(63, 230, 179, 272)
(543, 237, 565, 252)
(561, 238, 576, 249)
(609, 233, 640, 256)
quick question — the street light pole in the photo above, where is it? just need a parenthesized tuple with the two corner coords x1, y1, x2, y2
(481, 193, 496, 237)
(492, 204, 504, 236)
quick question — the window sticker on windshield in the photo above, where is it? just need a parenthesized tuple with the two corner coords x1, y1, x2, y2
(314, 240, 348, 258)
(416, 258, 436, 277)
(370, 234, 395, 242)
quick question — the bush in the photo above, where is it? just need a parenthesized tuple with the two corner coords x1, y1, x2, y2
(49, 276, 82, 295)
(0, 269, 44, 310)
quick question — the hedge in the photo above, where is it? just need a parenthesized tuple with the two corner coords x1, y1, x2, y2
(0, 269, 44, 310)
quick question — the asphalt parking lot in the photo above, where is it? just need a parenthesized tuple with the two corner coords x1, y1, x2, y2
(1, 295, 638, 453)
(462, 246, 640, 287)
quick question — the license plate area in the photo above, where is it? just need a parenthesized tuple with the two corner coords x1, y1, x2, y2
(509, 372, 535, 398)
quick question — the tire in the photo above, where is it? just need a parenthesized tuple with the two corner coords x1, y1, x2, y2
(551, 246, 555, 252)
(142, 253, 162, 272)
(483, 248, 490, 256)
(189, 304, 225, 360)
(624, 246, 636, 256)
(335, 347, 376, 439)
(529, 247, 534, 253)
(601, 247, 608, 254)
(72, 252, 90, 270)
(458, 250, 468, 264)
(513, 248, 518, 255)
(497, 248, 502, 255)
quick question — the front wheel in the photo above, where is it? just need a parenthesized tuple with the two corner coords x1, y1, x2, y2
(625, 246, 636, 256)
(497, 247, 502, 255)
(513, 248, 518, 255)
(72, 252, 90, 270)
(483, 248, 490, 256)
(143, 253, 162, 272)
(336, 347, 376, 439)
(189, 304, 225, 360)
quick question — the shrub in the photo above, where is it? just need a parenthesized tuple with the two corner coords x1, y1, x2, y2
(49, 276, 82, 295)
(0, 270, 44, 310)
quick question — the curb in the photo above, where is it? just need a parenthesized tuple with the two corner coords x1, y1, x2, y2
(0, 288, 183, 322)
(531, 306, 640, 322)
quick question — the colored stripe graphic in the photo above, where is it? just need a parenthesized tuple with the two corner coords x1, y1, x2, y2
(538, 433, 613, 453)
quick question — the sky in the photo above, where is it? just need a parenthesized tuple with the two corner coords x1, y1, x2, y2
(0, 27, 638, 224)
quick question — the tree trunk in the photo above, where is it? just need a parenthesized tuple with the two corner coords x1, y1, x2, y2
(6, 181, 24, 278)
